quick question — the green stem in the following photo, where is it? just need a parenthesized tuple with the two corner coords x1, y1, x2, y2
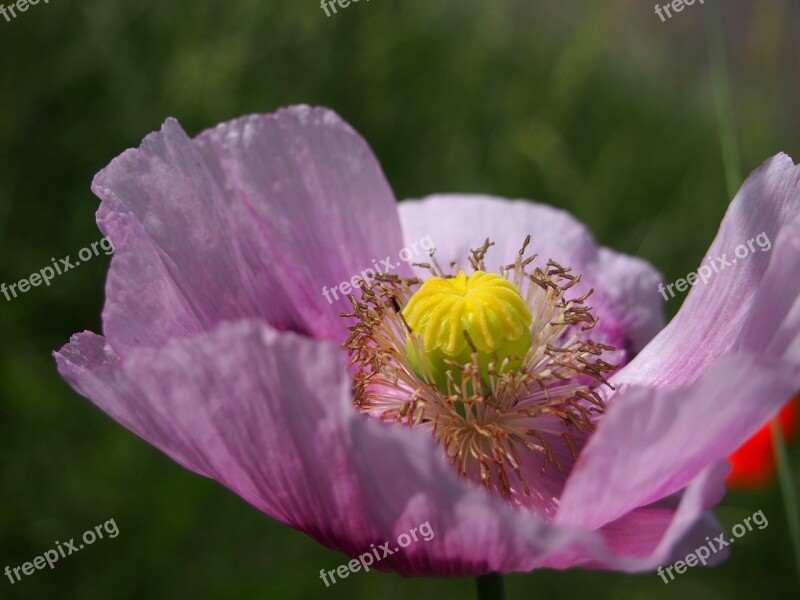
(771, 420, 800, 584)
(475, 573, 505, 600)
(706, 2, 742, 198)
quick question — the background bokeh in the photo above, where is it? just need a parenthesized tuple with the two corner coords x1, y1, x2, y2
(1, 0, 799, 598)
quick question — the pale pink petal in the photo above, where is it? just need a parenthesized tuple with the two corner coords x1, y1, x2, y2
(615, 154, 800, 389)
(556, 354, 799, 531)
(733, 219, 800, 367)
(541, 462, 728, 570)
(95, 106, 406, 354)
(56, 320, 730, 576)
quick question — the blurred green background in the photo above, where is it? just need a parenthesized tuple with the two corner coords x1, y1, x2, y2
(1, 0, 799, 598)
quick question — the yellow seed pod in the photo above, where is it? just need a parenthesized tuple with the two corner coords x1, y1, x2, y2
(402, 271, 532, 390)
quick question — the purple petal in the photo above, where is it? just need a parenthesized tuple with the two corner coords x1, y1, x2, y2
(556, 354, 799, 531)
(55, 321, 566, 573)
(615, 153, 800, 389)
(54, 331, 210, 477)
(541, 462, 728, 570)
(398, 195, 665, 355)
(95, 106, 406, 354)
(733, 219, 800, 367)
(603, 462, 729, 567)
(56, 320, 729, 576)
(100, 213, 206, 349)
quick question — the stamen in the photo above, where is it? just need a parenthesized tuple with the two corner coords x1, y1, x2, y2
(342, 238, 617, 506)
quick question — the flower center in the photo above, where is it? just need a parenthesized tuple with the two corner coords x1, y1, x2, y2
(341, 237, 618, 509)
(402, 271, 532, 391)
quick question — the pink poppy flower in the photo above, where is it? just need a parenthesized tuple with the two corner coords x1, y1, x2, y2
(55, 106, 800, 577)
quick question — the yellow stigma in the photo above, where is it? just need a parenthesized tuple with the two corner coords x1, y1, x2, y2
(402, 271, 532, 389)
